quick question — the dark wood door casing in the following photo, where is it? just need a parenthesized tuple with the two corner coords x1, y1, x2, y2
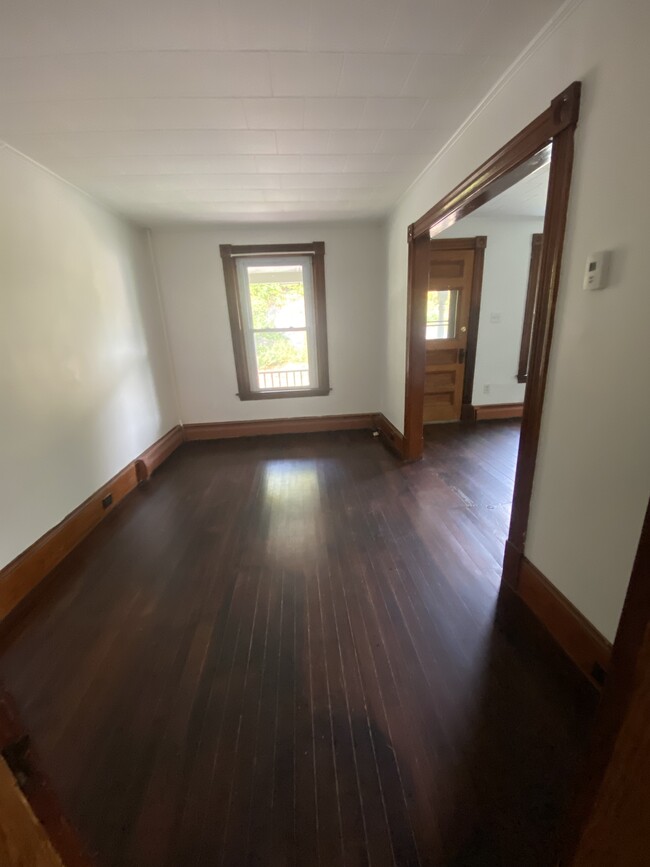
(517, 233, 544, 384)
(403, 82, 581, 592)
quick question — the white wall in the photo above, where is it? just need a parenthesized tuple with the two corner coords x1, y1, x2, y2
(439, 215, 544, 405)
(152, 222, 384, 423)
(0, 145, 178, 571)
(381, 0, 650, 641)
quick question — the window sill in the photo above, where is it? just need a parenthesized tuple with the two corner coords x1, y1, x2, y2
(237, 387, 331, 401)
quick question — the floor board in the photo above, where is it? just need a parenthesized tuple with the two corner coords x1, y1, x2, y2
(0, 421, 593, 866)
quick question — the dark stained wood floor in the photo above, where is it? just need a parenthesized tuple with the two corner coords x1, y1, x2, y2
(0, 422, 594, 867)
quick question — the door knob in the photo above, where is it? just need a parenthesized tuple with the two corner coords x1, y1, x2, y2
(460, 325, 467, 333)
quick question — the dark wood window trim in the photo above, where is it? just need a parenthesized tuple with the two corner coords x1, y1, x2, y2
(517, 233, 544, 384)
(220, 242, 330, 401)
(402, 81, 582, 593)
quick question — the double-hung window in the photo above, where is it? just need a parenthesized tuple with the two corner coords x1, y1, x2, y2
(220, 242, 330, 400)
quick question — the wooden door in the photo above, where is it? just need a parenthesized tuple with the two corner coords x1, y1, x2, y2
(423, 246, 475, 422)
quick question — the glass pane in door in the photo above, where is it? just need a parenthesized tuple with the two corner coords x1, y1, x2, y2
(426, 289, 459, 339)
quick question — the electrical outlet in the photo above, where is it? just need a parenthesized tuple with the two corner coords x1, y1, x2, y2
(489, 312, 501, 324)
(483, 385, 490, 395)
(102, 493, 113, 509)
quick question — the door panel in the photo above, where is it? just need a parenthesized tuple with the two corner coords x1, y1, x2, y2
(423, 247, 475, 423)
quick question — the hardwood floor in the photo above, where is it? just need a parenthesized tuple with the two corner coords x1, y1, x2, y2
(0, 422, 594, 866)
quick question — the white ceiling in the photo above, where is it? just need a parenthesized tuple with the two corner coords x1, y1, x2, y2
(474, 162, 550, 218)
(0, 0, 565, 225)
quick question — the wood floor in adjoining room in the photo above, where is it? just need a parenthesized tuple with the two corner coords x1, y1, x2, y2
(0, 421, 593, 867)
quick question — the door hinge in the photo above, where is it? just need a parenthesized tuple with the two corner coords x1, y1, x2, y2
(458, 348, 466, 364)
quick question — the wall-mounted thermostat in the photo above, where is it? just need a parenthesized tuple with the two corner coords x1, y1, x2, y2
(583, 251, 609, 290)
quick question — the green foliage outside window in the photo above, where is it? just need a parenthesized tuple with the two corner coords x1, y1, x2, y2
(426, 290, 449, 325)
(249, 281, 309, 371)
(254, 331, 308, 371)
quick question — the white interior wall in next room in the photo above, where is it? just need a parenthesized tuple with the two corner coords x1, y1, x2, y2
(381, 0, 650, 642)
(438, 215, 544, 406)
(151, 221, 385, 423)
(0, 144, 179, 571)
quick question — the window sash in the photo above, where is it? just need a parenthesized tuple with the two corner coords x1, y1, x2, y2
(235, 255, 319, 392)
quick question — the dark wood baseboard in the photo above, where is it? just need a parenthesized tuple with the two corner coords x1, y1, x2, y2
(136, 424, 184, 481)
(498, 556, 612, 691)
(496, 583, 601, 709)
(471, 403, 524, 421)
(518, 558, 612, 686)
(502, 538, 523, 588)
(0, 425, 183, 624)
(373, 413, 405, 459)
(183, 413, 376, 441)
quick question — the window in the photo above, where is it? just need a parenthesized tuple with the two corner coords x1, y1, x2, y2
(220, 242, 330, 400)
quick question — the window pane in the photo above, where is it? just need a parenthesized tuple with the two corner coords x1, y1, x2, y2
(426, 289, 459, 340)
(254, 330, 310, 390)
(247, 264, 306, 329)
